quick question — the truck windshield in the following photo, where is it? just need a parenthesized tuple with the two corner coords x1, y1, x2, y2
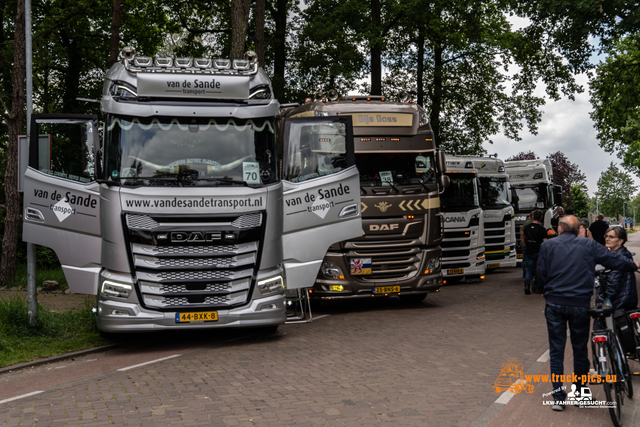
(440, 173, 479, 210)
(514, 186, 545, 211)
(103, 115, 278, 186)
(356, 153, 436, 186)
(479, 178, 510, 207)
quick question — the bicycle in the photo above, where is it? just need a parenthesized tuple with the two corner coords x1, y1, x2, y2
(589, 266, 634, 427)
(627, 308, 640, 362)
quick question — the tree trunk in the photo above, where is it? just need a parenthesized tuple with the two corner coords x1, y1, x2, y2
(370, 0, 381, 95)
(230, 0, 251, 61)
(271, 0, 287, 101)
(108, 0, 121, 68)
(1, 0, 26, 287)
(430, 45, 443, 144)
(416, 28, 424, 106)
(255, 0, 265, 68)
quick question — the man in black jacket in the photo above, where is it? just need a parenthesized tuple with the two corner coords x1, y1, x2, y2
(522, 209, 546, 295)
(537, 215, 640, 411)
(589, 214, 609, 246)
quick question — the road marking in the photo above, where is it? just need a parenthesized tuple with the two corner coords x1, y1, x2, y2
(0, 390, 44, 405)
(117, 354, 182, 372)
(537, 349, 550, 363)
(495, 390, 515, 405)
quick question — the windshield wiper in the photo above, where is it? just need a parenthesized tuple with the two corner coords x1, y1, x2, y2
(196, 177, 250, 186)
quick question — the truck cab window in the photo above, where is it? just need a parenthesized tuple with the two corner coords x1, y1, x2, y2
(104, 116, 278, 186)
(285, 121, 347, 183)
(35, 121, 96, 183)
(440, 174, 479, 209)
(356, 153, 436, 186)
(480, 178, 510, 207)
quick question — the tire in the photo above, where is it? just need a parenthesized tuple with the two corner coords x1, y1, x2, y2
(605, 345, 623, 427)
(399, 294, 427, 304)
(617, 337, 634, 398)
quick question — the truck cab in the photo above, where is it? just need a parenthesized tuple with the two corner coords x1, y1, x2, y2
(455, 156, 516, 270)
(283, 94, 448, 303)
(504, 158, 563, 260)
(440, 155, 485, 282)
(21, 49, 362, 332)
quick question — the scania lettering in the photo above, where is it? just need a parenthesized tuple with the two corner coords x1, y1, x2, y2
(21, 49, 362, 332)
(453, 156, 516, 270)
(440, 155, 485, 282)
(504, 158, 562, 261)
(284, 93, 448, 303)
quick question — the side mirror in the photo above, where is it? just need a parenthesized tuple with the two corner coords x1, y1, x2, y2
(554, 185, 563, 206)
(439, 174, 450, 194)
(437, 150, 447, 173)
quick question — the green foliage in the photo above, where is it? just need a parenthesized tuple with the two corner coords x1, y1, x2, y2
(596, 162, 638, 218)
(567, 184, 590, 219)
(0, 296, 106, 366)
(590, 34, 640, 177)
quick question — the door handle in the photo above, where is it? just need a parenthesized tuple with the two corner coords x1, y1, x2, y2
(339, 204, 359, 218)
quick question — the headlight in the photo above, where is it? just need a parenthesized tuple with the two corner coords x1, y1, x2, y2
(257, 275, 284, 294)
(419, 111, 428, 126)
(100, 280, 133, 299)
(424, 257, 441, 274)
(321, 262, 344, 279)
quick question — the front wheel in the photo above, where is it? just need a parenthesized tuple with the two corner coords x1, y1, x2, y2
(605, 346, 623, 427)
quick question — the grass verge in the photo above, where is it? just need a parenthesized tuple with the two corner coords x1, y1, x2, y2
(7, 264, 68, 289)
(0, 296, 109, 368)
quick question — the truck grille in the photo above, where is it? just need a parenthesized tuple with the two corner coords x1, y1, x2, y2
(125, 212, 263, 311)
(347, 241, 421, 281)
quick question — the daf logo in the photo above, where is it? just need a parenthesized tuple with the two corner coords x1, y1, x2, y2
(170, 231, 222, 242)
(444, 216, 465, 223)
(370, 224, 399, 231)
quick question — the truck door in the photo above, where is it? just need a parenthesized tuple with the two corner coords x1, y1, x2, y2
(22, 114, 102, 294)
(281, 116, 361, 289)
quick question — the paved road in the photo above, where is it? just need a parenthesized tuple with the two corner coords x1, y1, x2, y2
(2, 233, 640, 426)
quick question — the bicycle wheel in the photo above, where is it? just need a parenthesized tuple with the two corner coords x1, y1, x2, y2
(614, 332, 634, 398)
(605, 345, 623, 427)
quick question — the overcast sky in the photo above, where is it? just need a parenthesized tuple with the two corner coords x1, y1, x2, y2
(486, 72, 640, 198)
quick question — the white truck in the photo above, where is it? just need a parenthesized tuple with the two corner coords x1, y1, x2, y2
(504, 158, 563, 261)
(440, 155, 485, 282)
(21, 48, 362, 332)
(455, 156, 516, 270)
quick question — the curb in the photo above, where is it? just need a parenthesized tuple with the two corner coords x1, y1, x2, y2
(0, 343, 124, 376)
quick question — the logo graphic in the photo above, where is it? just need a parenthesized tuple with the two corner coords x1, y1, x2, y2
(567, 385, 593, 403)
(51, 198, 75, 222)
(375, 202, 392, 212)
(493, 359, 534, 394)
(350, 258, 372, 275)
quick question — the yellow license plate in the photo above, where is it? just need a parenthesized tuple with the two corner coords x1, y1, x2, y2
(517, 254, 523, 259)
(487, 263, 500, 269)
(175, 311, 218, 323)
(448, 268, 464, 275)
(374, 286, 401, 294)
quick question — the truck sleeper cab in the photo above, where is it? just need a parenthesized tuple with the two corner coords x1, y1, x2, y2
(21, 49, 362, 332)
(504, 158, 562, 261)
(441, 155, 485, 282)
(284, 94, 447, 303)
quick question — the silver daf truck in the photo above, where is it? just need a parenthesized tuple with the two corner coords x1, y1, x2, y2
(21, 49, 362, 332)
(441, 155, 485, 282)
(284, 93, 448, 303)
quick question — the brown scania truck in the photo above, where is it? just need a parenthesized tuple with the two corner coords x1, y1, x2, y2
(285, 94, 448, 303)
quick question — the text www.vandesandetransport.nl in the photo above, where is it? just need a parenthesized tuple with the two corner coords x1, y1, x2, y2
(125, 197, 263, 210)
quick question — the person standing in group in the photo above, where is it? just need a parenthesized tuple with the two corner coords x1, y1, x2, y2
(597, 226, 638, 312)
(522, 209, 546, 295)
(520, 213, 532, 279)
(589, 214, 609, 245)
(578, 218, 593, 239)
(537, 215, 640, 412)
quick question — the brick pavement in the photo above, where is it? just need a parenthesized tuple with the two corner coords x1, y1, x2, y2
(1, 257, 639, 426)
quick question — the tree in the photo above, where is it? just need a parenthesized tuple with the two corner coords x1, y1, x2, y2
(596, 162, 638, 218)
(230, 0, 251, 60)
(566, 184, 590, 219)
(505, 151, 537, 161)
(547, 151, 586, 199)
(1, 0, 26, 287)
(590, 34, 640, 177)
